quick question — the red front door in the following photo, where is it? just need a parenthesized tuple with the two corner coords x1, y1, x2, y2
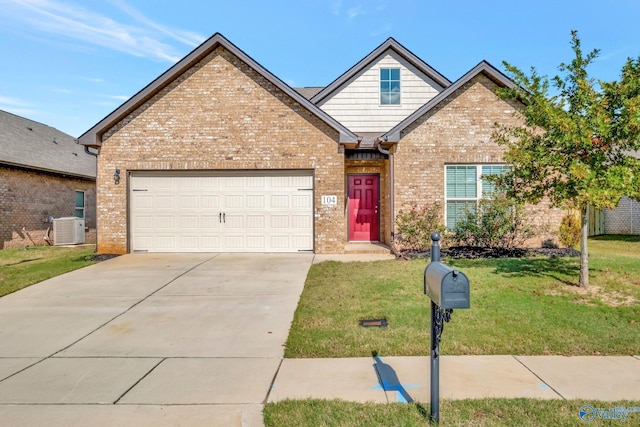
(348, 175, 379, 241)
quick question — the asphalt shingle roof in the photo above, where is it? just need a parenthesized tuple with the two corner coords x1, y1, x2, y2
(0, 110, 96, 179)
(294, 87, 324, 100)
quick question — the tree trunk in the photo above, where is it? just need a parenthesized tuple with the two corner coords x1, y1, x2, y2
(579, 206, 589, 289)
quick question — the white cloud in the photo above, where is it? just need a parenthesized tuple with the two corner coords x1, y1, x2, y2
(331, 0, 342, 15)
(331, 1, 388, 21)
(0, 96, 30, 106)
(347, 5, 365, 19)
(110, 0, 204, 47)
(0, 0, 205, 62)
(105, 95, 130, 101)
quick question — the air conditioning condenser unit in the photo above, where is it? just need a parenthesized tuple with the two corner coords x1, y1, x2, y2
(53, 217, 86, 245)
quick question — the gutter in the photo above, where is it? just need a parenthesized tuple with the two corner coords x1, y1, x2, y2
(84, 145, 98, 157)
(377, 141, 403, 259)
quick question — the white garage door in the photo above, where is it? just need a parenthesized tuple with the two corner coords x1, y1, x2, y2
(130, 171, 314, 253)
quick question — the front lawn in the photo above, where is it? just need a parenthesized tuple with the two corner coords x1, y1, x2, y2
(264, 398, 638, 426)
(285, 236, 640, 357)
(0, 245, 97, 297)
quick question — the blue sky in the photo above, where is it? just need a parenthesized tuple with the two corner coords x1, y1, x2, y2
(1, 0, 639, 137)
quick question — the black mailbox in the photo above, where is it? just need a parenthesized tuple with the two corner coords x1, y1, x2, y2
(424, 261, 470, 309)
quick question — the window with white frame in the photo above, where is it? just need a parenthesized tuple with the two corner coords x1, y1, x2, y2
(75, 190, 85, 219)
(380, 68, 400, 105)
(445, 165, 508, 229)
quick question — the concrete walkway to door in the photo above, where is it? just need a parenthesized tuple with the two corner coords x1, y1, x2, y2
(0, 253, 313, 427)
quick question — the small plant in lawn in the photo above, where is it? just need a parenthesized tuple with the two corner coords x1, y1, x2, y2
(452, 193, 535, 249)
(395, 202, 446, 251)
(558, 212, 581, 248)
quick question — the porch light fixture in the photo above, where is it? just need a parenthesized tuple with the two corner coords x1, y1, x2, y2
(114, 168, 121, 185)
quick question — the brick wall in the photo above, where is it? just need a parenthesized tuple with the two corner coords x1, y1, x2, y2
(97, 46, 346, 254)
(393, 73, 564, 246)
(0, 165, 96, 249)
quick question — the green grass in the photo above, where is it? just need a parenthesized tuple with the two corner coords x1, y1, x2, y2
(0, 245, 97, 297)
(264, 399, 639, 426)
(285, 236, 640, 357)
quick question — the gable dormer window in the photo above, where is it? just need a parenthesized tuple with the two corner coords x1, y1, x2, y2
(380, 68, 400, 105)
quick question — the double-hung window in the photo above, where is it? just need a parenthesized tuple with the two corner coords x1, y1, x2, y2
(445, 165, 508, 229)
(380, 68, 400, 105)
(75, 190, 85, 219)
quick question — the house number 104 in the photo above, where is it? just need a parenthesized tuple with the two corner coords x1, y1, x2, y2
(321, 195, 338, 205)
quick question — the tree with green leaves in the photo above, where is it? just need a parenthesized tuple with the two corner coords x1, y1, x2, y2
(492, 30, 640, 288)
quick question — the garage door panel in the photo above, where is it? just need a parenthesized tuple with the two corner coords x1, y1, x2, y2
(271, 236, 289, 250)
(292, 235, 312, 248)
(247, 236, 266, 249)
(131, 172, 313, 253)
(292, 194, 312, 208)
(246, 215, 265, 229)
(247, 195, 265, 208)
(155, 196, 174, 209)
(271, 195, 289, 208)
(201, 236, 222, 250)
(176, 177, 199, 189)
(179, 195, 199, 209)
(292, 215, 311, 228)
(225, 215, 244, 228)
(134, 215, 154, 230)
(179, 216, 198, 229)
(201, 195, 220, 209)
(225, 195, 244, 209)
(271, 215, 289, 228)
(201, 216, 220, 229)
(179, 236, 199, 250)
(155, 216, 175, 230)
(155, 236, 176, 250)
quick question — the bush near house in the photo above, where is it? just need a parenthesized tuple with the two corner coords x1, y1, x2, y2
(395, 202, 446, 251)
(559, 212, 581, 248)
(452, 193, 534, 250)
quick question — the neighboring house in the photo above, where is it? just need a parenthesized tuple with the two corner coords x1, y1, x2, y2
(79, 33, 564, 254)
(0, 110, 96, 248)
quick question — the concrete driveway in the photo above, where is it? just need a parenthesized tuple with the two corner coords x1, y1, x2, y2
(0, 253, 313, 427)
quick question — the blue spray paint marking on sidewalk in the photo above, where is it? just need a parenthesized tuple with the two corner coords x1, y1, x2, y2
(372, 383, 421, 402)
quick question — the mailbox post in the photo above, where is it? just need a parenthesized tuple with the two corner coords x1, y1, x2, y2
(424, 232, 470, 424)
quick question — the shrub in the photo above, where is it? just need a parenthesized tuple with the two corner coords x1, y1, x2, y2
(558, 212, 581, 248)
(452, 193, 535, 249)
(395, 202, 446, 251)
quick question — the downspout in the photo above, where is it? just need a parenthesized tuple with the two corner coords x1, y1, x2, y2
(84, 145, 98, 157)
(82, 143, 99, 254)
(377, 142, 403, 259)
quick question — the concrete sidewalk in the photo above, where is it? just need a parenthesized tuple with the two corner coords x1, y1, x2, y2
(269, 355, 640, 404)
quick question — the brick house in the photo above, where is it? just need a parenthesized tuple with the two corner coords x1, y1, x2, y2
(1, 110, 96, 248)
(79, 33, 564, 254)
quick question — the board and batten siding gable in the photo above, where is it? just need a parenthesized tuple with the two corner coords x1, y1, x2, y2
(317, 51, 445, 133)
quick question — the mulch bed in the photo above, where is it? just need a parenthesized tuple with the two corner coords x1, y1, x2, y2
(91, 254, 121, 262)
(401, 246, 580, 260)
